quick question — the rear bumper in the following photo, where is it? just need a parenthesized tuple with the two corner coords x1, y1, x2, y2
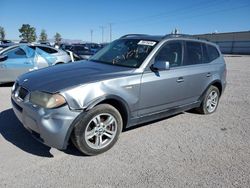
(11, 96, 80, 149)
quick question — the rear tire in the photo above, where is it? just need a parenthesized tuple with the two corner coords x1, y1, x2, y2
(197, 85, 220, 114)
(71, 104, 122, 156)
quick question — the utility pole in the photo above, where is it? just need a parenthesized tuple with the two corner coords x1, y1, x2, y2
(100, 26, 105, 43)
(90, 29, 93, 43)
(109, 23, 113, 42)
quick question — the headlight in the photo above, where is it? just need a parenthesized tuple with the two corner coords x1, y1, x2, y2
(30, 91, 66, 108)
(12, 82, 17, 92)
(12, 81, 19, 92)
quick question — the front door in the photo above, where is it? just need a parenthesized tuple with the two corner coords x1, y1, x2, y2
(139, 41, 191, 116)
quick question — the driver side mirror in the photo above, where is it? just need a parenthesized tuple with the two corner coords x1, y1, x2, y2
(0, 55, 8, 62)
(151, 60, 170, 72)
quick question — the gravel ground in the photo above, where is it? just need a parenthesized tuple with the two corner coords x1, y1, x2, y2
(0, 56, 250, 188)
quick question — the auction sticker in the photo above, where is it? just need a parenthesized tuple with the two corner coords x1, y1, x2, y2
(138, 40, 156, 46)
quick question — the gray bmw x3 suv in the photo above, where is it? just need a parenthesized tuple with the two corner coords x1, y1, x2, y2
(11, 34, 226, 155)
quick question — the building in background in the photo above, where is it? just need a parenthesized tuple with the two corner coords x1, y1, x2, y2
(194, 31, 250, 55)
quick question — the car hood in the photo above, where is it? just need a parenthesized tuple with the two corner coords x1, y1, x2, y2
(18, 60, 136, 93)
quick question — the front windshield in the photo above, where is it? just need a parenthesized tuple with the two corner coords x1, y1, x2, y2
(90, 39, 158, 68)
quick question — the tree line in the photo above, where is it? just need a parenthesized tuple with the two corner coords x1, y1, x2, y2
(0, 24, 62, 44)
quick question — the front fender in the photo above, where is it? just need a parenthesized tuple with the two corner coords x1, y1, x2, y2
(61, 74, 141, 115)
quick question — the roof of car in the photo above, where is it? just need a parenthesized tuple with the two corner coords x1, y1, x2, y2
(120, 34, 163, 41)
(0, 43, 58, 53)
(119, 34, 209, 43)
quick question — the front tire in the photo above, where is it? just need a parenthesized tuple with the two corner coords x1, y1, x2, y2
(71, 104, 122, 156)
(197, 85, 220, 114)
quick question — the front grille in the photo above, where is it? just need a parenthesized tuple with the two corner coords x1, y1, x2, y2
(18, 87, 29, 100)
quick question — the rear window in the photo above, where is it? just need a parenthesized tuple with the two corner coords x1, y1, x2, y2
(207, 44, 220, 61)
(38, 46, 58, 54)
(202, 43, 210, 64)
(71, 46, 90, 55)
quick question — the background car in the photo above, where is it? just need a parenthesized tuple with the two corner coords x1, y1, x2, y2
(84, 43, 103, 53)
(69, 44, 94, 60)
(64, 50, 83, 62)
(0, 40, 13, 44)
(59, 43, 72, 51)
(38, 41, 52, 46)
(19, 39, 28, 43)
(0, 40, 15, 50)
(0, 44, 71, 84)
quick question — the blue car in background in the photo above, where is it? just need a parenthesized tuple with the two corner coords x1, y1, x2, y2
(0, 44, 71, 84)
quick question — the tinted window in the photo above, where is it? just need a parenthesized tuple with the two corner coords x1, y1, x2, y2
(207, 44, 219, 61)
(71, 46, 91, 55)
(184, 42, 203, 65)
(3, 47, 27, 59)
(202, 43, 210, 64)
(155, 42, 182, 67)
(38, 46, 58, 54)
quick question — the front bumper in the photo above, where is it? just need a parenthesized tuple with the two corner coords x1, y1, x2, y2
(11, 95, 80, 149)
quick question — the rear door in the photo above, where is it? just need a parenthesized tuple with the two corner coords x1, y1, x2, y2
(179, 41, 215, 102)
(0, 47, 33, 82)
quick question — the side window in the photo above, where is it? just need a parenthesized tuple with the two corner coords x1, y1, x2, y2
(155, 42, 183, 67)
(202, 43, 210, 64)
(184, 42, 203, 65)
(3, 47, 27, 59)
(38, 46, 58, 54)
(207, 44, 219, 62)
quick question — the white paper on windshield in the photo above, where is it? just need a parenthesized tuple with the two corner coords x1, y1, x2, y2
(138, 40, 156, 46)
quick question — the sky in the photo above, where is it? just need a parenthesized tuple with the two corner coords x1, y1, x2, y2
(0, 0, 250, 42)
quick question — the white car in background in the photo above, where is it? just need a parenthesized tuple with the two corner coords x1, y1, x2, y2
(0, 44, 71, 84)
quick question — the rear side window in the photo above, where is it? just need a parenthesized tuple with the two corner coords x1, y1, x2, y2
(184, 42, 203, 65)
(37, 46, 58, 54)
(207, 44, 220, 62)
(155, 42, 183, 67)
(202, 43, 210, 64)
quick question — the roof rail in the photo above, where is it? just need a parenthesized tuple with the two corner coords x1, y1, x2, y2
(195, 37, 210, 42)
(120, 34, 149, 39)
(162, 33, 195, 39)
(162, 33, 212, 42)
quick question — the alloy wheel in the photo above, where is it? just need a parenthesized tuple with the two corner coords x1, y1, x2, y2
(206, 90, 219, 113)
(84, 113, 117, 149)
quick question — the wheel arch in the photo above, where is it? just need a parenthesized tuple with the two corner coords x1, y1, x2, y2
(199, 80, 222, 102)
(85, 95, 130, 130)
(211, 81, 222, 96)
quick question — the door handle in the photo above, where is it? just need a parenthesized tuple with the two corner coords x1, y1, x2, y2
(206, 72, 211, 77)
(177, 77, 184, 83)
(24, 62, 30, 64)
